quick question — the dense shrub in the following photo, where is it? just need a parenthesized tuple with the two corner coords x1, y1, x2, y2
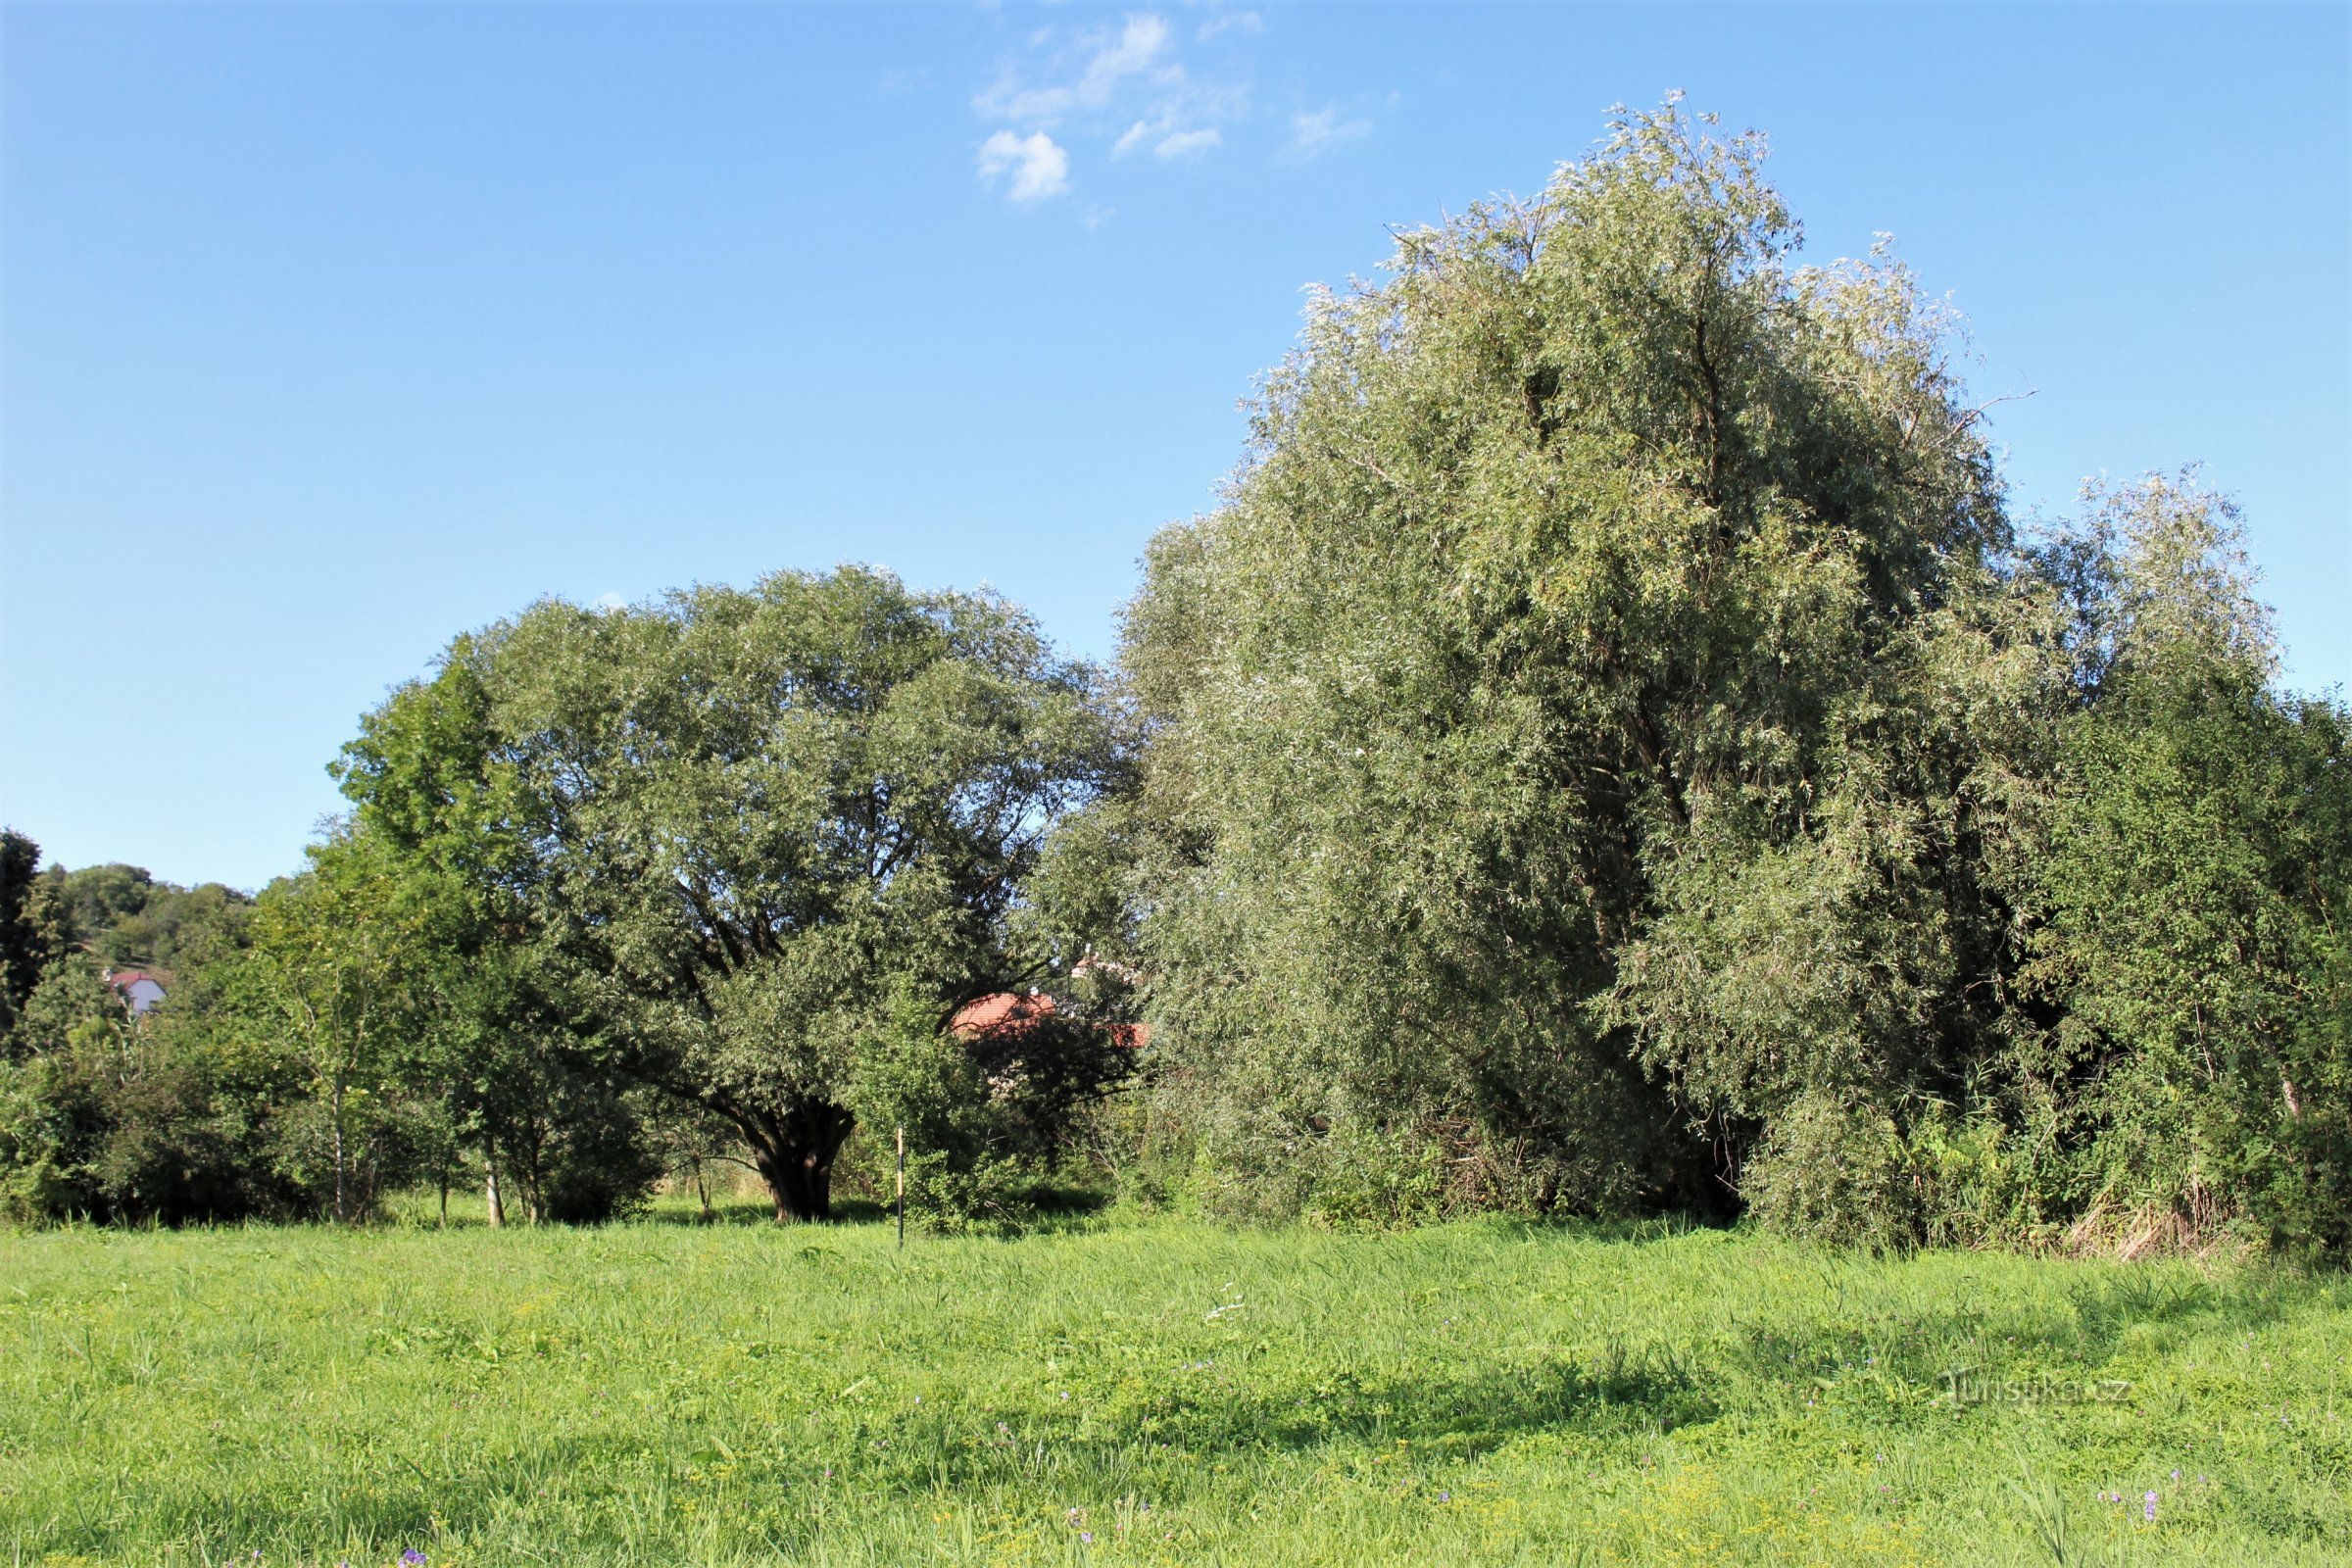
(2022, 480, 2352, 1256)
(1738, 1093, 1921, 1252)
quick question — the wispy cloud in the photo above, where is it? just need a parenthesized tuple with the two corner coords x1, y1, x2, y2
(973, 10, 1250, 199)
(977, 130, 1072, 204)
(1197, 10, 1264, 41)
(1287, 105, 1371, 161)
(975, 15, 1175, 126)
(1148, 127, 1222, 161)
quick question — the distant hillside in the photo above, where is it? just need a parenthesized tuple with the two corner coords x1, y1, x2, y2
(59, 862, 251, 976)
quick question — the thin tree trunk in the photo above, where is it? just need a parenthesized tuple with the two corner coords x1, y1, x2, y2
(331, 1074, 347, 1225)
(484, 1133, 506, 1228)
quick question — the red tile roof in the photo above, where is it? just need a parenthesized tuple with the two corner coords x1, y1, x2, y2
(950, 991, 1149, 1050)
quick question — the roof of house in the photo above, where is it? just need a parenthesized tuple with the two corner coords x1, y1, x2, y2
(102, 968, 164, 993)
(949, 990, 1149, 1050)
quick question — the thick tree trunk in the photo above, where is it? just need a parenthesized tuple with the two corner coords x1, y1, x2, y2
(743, 1101, 856, 1222)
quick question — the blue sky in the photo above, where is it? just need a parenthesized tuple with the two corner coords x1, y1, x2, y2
(3, 3, 2345, 891)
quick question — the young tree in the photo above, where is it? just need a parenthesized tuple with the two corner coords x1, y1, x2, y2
(242, 833, 430, 1223)
(2026, 475, 2352, 1252)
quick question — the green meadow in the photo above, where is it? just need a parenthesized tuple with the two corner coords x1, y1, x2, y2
(3, 1209, 2346, 1568)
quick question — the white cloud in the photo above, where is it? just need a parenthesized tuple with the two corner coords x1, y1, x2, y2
(976, 14, 1174, 125)
(1197, 11, 1264, 40)
(1288, 105, 1371, 161)
(1109, 79, 1248, 160)
(977, 129, 1072, 204)
(1111, 120, 1152, 159)
(972, 11, 1250, 204)
(1084, 15, 1172, 96)
(1151, 127, 1222, 160)
(592, 591, 626, 612)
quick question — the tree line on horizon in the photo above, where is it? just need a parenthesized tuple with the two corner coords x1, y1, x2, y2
(5, 104, 2346, 1254)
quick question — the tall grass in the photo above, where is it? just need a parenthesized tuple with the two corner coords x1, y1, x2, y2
(3, 1203, 2345, 1565)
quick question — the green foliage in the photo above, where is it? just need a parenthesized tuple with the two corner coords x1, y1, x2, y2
(1738, 1091, 1922, 1252)
(323, 655, 661, 1226)
(0, 952, 300, 1225)
(1114, 100, 2352, 1257)
(848, 982, 1137, 1235)
(1124, 100, 2048, 1232)
(237, 830, 446, 1223)
(334, 566, 1123, 1221)
(2024, 476, 2352, 1256)
(0, 830, 72, 1035)
(4, 1215, 2347, 1565)
(54, 860, 251, 971)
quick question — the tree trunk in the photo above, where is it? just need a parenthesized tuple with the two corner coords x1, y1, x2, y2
(484, 1135, 506, 1228)
(743, 1101, 856, 1222)
(331, 1074, 347, 1225)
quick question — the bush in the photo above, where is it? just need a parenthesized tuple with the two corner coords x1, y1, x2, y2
(850, 990, 1037, 1234)
(1297, 1120, 1450, 1231)
(1740, 1092, 1922, 1252)
(0, 968, 291, 1226)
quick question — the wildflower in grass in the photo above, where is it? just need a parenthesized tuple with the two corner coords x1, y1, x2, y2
(403, 1553, 427, 1567)
(2145, 1491, 2159, 1522)
(1081, 1533, 1095, 1544)
(1438, 1492, 1450, 1503)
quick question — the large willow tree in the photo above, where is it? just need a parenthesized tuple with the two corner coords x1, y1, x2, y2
(1126, 103, 2060, 1222)
(339, 567, 1120, 1220)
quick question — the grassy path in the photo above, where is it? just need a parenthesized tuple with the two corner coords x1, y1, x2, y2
(3, 1212, 2346, 1565)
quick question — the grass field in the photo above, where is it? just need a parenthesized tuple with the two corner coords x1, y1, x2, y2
(3, 1203, 2347, 1567)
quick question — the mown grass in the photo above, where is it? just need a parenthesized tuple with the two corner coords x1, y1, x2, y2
(3, 1202, 2346, 1567)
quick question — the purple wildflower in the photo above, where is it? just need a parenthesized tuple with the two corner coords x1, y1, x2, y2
(1081, 1532, 1095, 1544)
(1438, 1491, 1451, 1503)
(2144, 1491, 2159, 1523)
(402, 1554, 427, 1567)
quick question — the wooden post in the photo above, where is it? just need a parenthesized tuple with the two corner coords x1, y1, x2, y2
(896, 1124, 906, 1250)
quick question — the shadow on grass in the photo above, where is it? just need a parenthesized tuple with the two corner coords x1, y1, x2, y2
(634, 1183, 1113, 1233)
